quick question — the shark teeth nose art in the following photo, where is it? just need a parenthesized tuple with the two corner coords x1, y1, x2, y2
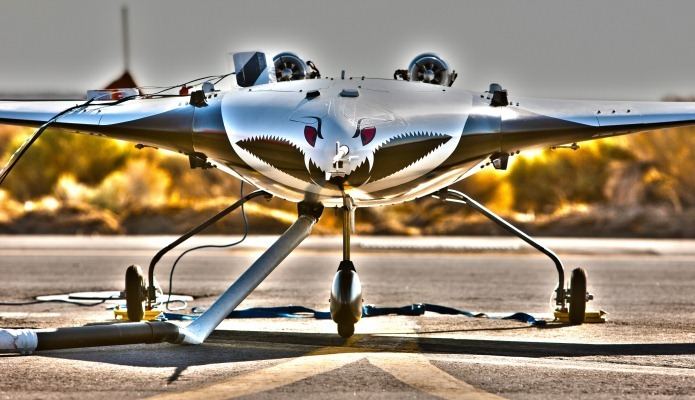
(236, 135, 314, 182)
(236, 131, 451, 187)
(368, 131, 452, 182)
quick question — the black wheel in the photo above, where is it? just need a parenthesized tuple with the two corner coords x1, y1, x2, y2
(337, 323, 354, 338)
(125, 265, 146, 322)
(568, 267, 587, 325)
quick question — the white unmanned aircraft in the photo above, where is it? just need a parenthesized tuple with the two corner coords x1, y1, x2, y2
(1, 51, 694, 354)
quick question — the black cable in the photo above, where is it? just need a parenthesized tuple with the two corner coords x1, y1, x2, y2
(0, 69, 239, 186)
(0, 96, 145, 307)
(150, 72, 235, 96)
(0, 94, 145, 187)
(306, 61, 321, 79)
(165, 181, 250, 310)
(212, 72, 236, 85)
(0, 98, 93, 185)
(0, 71, 236, 309)
(149, 75, 221, 95)
(0, 76, 236, 309)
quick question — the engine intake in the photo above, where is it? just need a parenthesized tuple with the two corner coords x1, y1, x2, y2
(395, 53, 457, 87)
(273, 52, 320, 82)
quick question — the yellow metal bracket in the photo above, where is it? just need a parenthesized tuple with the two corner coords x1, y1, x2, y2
(113, 306, 163, 321)
(554, 309, 607, 323)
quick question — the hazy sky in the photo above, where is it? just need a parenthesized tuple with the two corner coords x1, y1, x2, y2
(1, 0, 695, 100)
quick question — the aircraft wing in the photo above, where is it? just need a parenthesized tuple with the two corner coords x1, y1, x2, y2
(0, 97, 196, 154)
(0, 99, 93, 127)
(501, 96, 695, 151)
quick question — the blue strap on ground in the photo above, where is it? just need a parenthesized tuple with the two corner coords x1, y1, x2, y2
(230, 306, 331, 319)
(163, 303, 545, 326)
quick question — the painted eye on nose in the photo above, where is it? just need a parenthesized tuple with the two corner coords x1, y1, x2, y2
(304, 125, 318, 147)
(360, 126, 376, 145)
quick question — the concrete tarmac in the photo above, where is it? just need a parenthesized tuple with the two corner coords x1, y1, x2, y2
(0, 236, 694, 399)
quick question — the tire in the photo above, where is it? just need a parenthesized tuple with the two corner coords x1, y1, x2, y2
(337, 323, 354, 338)
(125, 265, 146, 322)
(568, 267, 587, 325)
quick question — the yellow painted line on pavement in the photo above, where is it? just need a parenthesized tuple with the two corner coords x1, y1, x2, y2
(369, 352, 504, 400)
(148, 337, 505, 400)
(0, 312, 61, 318)
(147, 344, 365, 400)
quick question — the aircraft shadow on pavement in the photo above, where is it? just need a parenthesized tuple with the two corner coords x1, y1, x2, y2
(40, 340, 307, 368)
(39, 329, 695, 370)
(209, 330, 695, 358)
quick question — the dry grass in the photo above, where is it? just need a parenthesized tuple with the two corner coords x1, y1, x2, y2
(0, 120, 693, 236)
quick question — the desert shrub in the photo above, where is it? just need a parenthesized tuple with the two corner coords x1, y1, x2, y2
(1, 128, 133, 200)
(1, 119, 695, 235)
(0, 126, 19, 155)
(507, 140, 633, 213)
(623, 127, 695, 208)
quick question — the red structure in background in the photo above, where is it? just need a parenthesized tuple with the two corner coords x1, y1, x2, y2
(105, 71, 137, 90)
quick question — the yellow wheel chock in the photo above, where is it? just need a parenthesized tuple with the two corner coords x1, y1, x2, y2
(114, 305, 163, 321)
(554, 309, 606, 323)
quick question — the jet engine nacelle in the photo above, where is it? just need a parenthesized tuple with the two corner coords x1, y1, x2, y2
(394, 53, 458, 87)
(273, 52, 321, 82)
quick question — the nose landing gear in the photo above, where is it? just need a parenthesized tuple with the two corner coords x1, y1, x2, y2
(331, 260, 362, 338)
(330, 195, 363, 338)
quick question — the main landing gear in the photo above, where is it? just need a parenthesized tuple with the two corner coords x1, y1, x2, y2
(124, 190, 272, 322)
(123, 183, 362, 341)
(330, 195, 363, 338)
(124, 264, 148, 322)
(434, 188, 594, 324)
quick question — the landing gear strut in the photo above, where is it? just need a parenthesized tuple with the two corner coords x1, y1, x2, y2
(434, 188, 593, 324)
(330, 195, 363, 338)
(181, 201, 323, 344)
(124, 190, 271, 321)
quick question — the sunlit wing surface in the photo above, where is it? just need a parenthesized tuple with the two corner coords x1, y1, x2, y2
(0, 97, 196, 154)
(500, 96, 695, 151)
